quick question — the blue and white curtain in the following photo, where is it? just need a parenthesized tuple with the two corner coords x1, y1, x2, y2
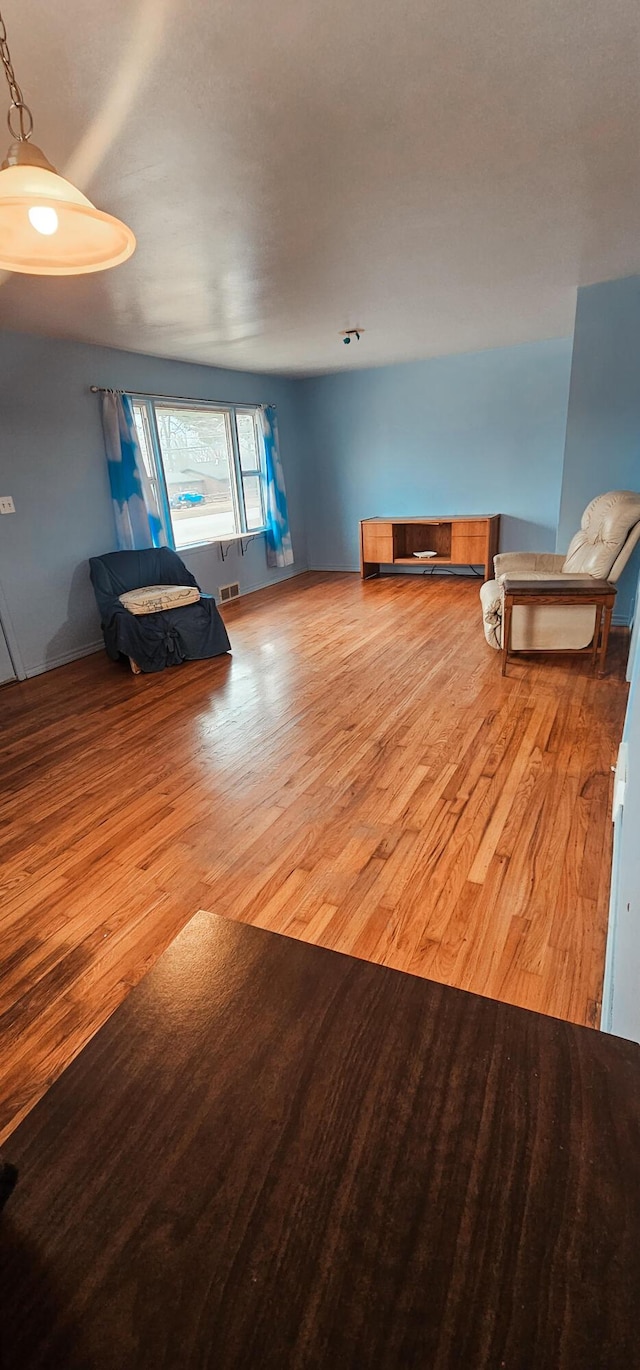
(259, 405, 294, 568)
(101, 391, 165, 551)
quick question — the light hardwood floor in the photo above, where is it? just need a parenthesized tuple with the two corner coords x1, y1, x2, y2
(0, 571, 629, 1141)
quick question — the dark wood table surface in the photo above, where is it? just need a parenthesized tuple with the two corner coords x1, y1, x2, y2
(2, 912, 640, 1370)
(500, 578, 617, 595)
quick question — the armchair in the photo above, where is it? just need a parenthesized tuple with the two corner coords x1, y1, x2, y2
(90, 547, 231, 674)
(480, 491, 640, 652)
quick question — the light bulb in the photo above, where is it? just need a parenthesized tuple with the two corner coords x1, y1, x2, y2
(28, 205, 59, 235)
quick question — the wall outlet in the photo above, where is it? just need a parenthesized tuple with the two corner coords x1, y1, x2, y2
(219, 582, 240, 602)
(0, 496, 15, 514)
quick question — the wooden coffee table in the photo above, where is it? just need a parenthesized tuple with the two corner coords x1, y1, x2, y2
(2, 911, 639, 1368)
(501, 576, 617, 676)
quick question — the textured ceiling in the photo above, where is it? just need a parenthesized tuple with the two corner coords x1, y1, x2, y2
(0, 0, 639, 373)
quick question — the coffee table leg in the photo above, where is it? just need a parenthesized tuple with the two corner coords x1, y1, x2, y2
(598, 602, 613, 676)
(501, 597, 512, 676)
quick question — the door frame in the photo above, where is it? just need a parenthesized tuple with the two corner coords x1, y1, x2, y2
(0, 577, 25, 681)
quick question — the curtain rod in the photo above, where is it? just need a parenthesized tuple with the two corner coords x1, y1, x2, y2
(89, 386, 276, 408)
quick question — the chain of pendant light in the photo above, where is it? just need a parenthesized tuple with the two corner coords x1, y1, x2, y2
(0, 8, 33, 141)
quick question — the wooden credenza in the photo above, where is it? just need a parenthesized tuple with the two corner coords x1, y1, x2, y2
(360, 515, 500, 582)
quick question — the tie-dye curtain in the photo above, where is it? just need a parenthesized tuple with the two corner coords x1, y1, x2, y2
(101, 391, 165, 551)
(259, 405, 294, 568)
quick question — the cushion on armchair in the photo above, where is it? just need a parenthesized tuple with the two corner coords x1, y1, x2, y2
(119, 584, 201, 615)
(562, 490, 640, 578)
(493, 552, 566, 578)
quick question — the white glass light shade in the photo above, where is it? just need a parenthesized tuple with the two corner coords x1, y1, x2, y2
(0, 161, 136, 274)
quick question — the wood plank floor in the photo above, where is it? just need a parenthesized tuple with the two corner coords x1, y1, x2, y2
(0, 571, 629, 1142)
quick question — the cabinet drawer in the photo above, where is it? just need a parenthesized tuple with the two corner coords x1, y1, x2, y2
(455, 520, 488, 538)
(362, 524, 394, 562)
(451, 528, 488, 563)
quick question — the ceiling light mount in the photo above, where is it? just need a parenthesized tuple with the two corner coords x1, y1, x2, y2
(2, 134, 55, 173)
(0, 7, 136, 275)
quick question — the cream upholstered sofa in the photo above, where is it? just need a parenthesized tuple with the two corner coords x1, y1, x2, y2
(480, 491, 640, 652)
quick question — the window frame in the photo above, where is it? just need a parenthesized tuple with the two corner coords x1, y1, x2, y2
(130, 395, 267, 552)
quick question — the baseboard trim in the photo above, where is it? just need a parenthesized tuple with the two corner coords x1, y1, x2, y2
(308, 564, 359, 574)
(25, 640, 104, 678)
(226, 566, 309, 598)
(309, 563, 485, 576)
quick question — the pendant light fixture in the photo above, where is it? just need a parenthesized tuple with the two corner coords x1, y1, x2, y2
(0, 9, 135, 275)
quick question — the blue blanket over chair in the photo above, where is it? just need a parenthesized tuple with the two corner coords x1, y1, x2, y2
(89, 547, 231, 674)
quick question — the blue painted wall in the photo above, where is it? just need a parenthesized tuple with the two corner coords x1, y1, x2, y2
(0, 333, 307, 676)
(299, 338, 573, 573)
(558, 276, 640, 623)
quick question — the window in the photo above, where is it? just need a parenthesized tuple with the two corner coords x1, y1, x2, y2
(131, 398, 266, 551)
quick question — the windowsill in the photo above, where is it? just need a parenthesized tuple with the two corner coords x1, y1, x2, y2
(178, 528, 267, 552)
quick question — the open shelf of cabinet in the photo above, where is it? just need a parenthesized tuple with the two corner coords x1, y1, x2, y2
(392, 556, 451, 565)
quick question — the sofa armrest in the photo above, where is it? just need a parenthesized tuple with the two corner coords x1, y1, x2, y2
(493, 552, 565, 578)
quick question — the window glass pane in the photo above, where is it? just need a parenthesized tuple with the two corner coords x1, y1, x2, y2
(154, 406, 238, 547)
(237, 411, 261, 473)
(132, 404, 154, 479)
(242, 473, 265, 530)
(132, 403, 163, 518)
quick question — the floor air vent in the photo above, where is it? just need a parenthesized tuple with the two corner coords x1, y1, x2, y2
(219, 582, 240, 603)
